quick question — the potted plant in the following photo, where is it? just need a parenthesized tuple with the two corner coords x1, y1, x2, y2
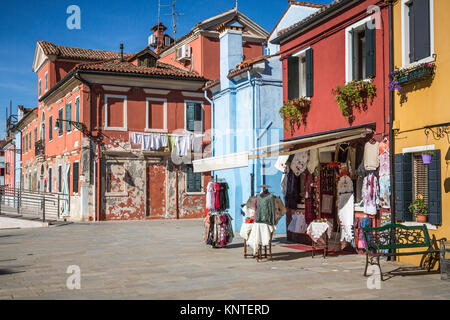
(408, 194, 428, 223)
(422, 151, 433, 164)
(332, 80, 376, 121)
(279, 97, 311, 132)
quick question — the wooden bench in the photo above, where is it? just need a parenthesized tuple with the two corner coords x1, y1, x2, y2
(362, 223, 446, 281)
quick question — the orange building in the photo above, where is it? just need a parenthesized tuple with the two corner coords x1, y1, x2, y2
(31, 36, 211, 221)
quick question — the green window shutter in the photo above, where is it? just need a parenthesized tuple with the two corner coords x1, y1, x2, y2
(48, 168, 52, 193)
(186, 165, 201, 192)
(305, 48, 314, 97)
(411, 0, 431, 62)
(427, 150, 441, 225)
(49, 116, 53, 141)
(58, 166, 62, 193)
(75, 97, 80, 123)
(67, 165, 71, 194)
(34, 127, 37, 144)
(186, 103, 195, 131)
(66, 103, 72, 132)
(186, 165, 194, 192)
(195, 170, 202, 192)
(287, 56, 299, 100)
(365, 22, 376, 78)
(73, 162, 79, 194)
(194, 103, 202, 132)
(58, 109, 63, 136)
(395, 153, 413, 222)
(351, 28, 357, 80)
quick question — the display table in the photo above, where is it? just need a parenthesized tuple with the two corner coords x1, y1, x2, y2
(239, 222, 255, 258)
(245, 223, 275, 261)
(307, 221, 332, 258)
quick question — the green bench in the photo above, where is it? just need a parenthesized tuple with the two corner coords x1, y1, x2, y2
(362, 223, 446, 281)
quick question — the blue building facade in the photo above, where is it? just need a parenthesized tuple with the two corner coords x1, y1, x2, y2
(205, 19, 285, 233)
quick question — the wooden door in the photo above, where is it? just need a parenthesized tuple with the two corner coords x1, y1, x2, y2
(147, 164, 166, 218)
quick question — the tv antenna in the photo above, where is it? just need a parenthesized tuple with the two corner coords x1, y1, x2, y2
(163, 0, 184, 41)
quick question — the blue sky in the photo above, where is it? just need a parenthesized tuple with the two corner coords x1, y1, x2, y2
(0, 0, 331, 138)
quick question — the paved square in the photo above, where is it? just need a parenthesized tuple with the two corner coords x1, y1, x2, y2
(0, 219, 449, 299)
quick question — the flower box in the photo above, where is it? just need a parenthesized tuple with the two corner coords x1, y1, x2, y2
(390, 63, 435, 91)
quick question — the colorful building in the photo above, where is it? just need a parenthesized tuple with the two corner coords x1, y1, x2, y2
(391, 0, 449, 265)
(198, 14, 284, 233)
(271, 0, 391, 244)
(157, 8, 268, 80)
(31, 35, 211, 221)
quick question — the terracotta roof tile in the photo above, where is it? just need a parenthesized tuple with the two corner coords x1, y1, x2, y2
(75, 59, 206, 80)
(38, 40, 132, 61)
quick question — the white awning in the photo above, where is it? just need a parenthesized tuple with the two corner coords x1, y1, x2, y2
(193, 126, 373, 173)
(193, 151, 249, 173)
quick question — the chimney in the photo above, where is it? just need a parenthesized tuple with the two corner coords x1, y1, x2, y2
(120, 43, 124, 62)
(150, 23, 168, 53)
(217, 17, 244, 90)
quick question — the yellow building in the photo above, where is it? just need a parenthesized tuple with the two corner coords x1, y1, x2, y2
(392, 0, 449, 265)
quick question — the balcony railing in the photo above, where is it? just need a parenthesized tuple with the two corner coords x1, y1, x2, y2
(35, 139, 45, 157)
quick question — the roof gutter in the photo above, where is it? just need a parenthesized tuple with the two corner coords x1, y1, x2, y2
(270, 0, 358, 45)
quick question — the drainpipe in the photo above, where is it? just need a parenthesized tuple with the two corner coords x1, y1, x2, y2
(388, 0, 395, 223)
(388, 0, 396, 261)
(248, 70, 256, 195)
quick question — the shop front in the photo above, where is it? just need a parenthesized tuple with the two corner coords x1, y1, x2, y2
(278, 124, 391, 253)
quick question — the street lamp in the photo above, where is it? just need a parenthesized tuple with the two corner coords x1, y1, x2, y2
(54, 118, 86, 131)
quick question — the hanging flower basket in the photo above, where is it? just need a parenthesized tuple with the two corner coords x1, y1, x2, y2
(279, 97, 311, 131)
(332, 80, 376, 121)
(421, 151, 433, 164)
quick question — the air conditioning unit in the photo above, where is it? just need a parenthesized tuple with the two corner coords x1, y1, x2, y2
(148, 34, 157, 47)
(177, 44, 191, 61)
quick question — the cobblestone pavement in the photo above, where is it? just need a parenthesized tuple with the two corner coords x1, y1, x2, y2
(0, 219, 449, 300)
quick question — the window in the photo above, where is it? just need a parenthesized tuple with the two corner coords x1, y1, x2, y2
(58, 108, 63, 136)
(66, 102, 72, 132)
(185, 102, 203, 132)
(38, 79, 42, 97)
(25, 134, 28, 153)
(48, 167, 52, 193)
(34, 126, 37, 144)
(41, 112, 45, 142)
(105, 94, 127, 130)
(146, 98, 167, 132)
(58, 165, 62, 193)
(73, 162, 79, 194)
(346, 18, 376, 82)
(22, 137, 25, 154)
(413, 154, 428, 203)
(395, 150, 441, 225)
(29, 132, 31, 150)
(75, 96, 80, 124)
(403, 0, 433, 66)
(45, 72, 48, 92)
(49, 116, 53, 141)
(287, 48, 313, 99)
(186, 164, 202, 193)
(67, 164, 71, 195)
(33, 171, 37, 192)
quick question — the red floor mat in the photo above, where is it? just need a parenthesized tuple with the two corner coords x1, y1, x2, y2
(281, 244, 355, 256)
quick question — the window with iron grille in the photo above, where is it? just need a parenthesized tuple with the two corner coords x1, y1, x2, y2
(413, 154, 428, 204)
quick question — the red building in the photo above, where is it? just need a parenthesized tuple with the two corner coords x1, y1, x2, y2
(271, 0, 391, 245)
(31, 36, 211, 221)
(157, 8, 268, 80)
